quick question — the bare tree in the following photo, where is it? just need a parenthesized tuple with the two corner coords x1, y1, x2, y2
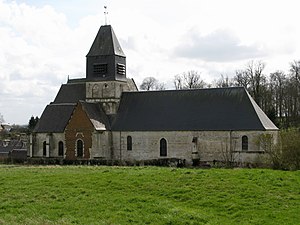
(270, 71, 286, 120)
(140, 77, 165, 91)
(214, 74, 234, 88)
(140, 77, 157, 91)
(220, 135, 238, 168)
(234, 60, 267, 108)
(290, 60, 300, 83)
(247, 60, 266, 106)
(174, 74, 184, 90)
(289, 60, 300, 123)
(0, 113, 4, 124)
(174, 70, 206, 89)
(234, 69, 250, 88)
(155, 83, 166, 90)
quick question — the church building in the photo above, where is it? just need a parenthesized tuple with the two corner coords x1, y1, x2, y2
(30, 24, 278, 166)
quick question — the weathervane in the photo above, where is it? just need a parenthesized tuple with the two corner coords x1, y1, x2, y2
(104, 6, 108, 25)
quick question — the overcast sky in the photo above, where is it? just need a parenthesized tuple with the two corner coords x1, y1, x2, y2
(1, 0, 300, 124)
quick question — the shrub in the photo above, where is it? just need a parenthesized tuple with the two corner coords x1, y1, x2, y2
(259, 129, 300, 170)
(278, 129, 300, 170)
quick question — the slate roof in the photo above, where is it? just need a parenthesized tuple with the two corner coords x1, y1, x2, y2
(53, 82, 86, 104)
(34, 79, 86, 133)
(86, 25, 125, 57)
(0, 140, 26, 153)
(0, 146, 10, 154)
(111, 87, 278, 131)
(34, 104, 76, 133)
(80, 101, 111, 130)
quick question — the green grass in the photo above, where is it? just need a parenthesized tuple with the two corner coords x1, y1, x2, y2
(0, 166, 299, 225)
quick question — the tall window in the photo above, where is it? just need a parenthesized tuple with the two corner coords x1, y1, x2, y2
(77, 140, 84, 157)
(160, 138, 167, 157)
(43, 141, 47, 156)
(127, 136, 132, 151)
(242, 136, 248, 151)
(58, 141, 64, 157)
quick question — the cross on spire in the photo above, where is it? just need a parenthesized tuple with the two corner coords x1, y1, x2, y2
(104, 6, 108, 25)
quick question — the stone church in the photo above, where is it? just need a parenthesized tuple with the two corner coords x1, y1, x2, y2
(30, 24, 278, 165)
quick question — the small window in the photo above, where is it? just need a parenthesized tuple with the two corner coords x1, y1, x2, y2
(58, 141, 64, 156)
(242, 136, 248, 151)
(93, 63, 107, 75)
(127, 136, 132, 151)
(77, 140, 84, 157)
(117, 63, 125, 75)
(192, 137, 198, 143)
(160, 138, 167, 157)
(43, 141, 47, 156)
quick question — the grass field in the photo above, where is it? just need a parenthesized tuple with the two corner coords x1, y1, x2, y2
(0, 166, 299, 225)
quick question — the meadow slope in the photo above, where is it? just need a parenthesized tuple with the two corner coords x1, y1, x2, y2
(0, 166, 299, 224)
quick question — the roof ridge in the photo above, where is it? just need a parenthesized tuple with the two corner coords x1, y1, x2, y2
(123, 86, 245, 95)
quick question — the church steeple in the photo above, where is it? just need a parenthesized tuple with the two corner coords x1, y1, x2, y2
(86, 25, 126, 81)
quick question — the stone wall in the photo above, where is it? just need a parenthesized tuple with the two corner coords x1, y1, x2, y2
(90, 131, 111, 159)
(31, 128, 277, 166)
(30, 133, 65, 157)
(110, 130, 278, 165)
(85, 78, 137, 114)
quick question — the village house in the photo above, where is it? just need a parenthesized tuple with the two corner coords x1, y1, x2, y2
(0, 139, 27, 162)
(30, 24, 278, 166)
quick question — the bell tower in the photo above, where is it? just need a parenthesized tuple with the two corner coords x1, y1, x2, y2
(86, 25, 126, 81)
(85, 25, 137, 115)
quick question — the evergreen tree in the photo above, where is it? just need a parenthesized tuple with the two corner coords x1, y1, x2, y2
(28, 116, 39, 131)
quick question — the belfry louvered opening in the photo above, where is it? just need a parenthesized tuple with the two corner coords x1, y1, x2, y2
(117, 63, 125, 75)
(93, 63, 107, 76)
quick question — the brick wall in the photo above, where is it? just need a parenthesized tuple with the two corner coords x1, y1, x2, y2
(65, 103, 93, 160)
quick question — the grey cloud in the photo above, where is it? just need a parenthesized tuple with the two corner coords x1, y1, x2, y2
(174, 29, 267, 62)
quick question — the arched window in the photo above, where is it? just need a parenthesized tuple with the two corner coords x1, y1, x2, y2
(43, 141, 47, 156)
(127, 136, 132, 151)
(242, 136, 248, 151)
(160, 138, 167, 157)
(77, 140, 84, 157)
(58, 141, 64, 157)
(92, 84, 99, 98)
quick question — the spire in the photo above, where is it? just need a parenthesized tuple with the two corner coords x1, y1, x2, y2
(86, 25, 125, 57)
